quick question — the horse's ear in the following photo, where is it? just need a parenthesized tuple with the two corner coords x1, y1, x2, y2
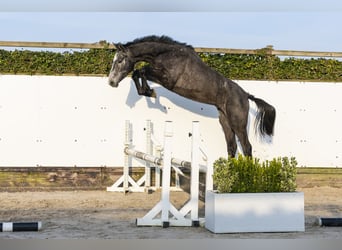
(115, 43, 127, 52)
(114, 43, 120, 50)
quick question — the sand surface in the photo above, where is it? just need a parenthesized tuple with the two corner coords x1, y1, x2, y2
(0, 186, 341, 239)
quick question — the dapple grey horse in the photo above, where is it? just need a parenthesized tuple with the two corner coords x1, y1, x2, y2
(108, 35, 276, 157)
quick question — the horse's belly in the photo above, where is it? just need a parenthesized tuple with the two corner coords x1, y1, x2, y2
(173, 84, 217, 105)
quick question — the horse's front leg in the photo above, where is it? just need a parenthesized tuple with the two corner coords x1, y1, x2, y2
(132, 69, 146, 95)
(132, 69, 156, 98)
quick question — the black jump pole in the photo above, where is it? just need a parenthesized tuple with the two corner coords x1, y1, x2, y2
(0, 222, 42, 232)
(318, 218, 342, 227)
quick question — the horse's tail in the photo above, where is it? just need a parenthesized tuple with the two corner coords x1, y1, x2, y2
(248, 95, 276, 137)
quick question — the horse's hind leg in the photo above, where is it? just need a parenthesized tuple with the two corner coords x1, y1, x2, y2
(218, 110, 237, 158)
(234, 128, 252, 157)
(228, 111, 252, 157)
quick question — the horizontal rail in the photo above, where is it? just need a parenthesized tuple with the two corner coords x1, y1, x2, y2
(195, 47, 259, 55)
(171, 158, 191, 169)
(0, 41, 115, 49)
(125, 147, 162, 166)
(124, 147, 191, 169)
(270, 49, 342, 58)
(196, 47, 342, 58)
(1, 40, 341, 58)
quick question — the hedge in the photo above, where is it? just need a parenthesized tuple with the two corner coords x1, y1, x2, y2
(0, 48, 341, 81)
(0, 49, 116, 76)
(213, 155, 298, 193)
(199, 53, 342, 81)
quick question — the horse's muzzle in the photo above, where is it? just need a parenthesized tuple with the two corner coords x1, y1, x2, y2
(108, 79, 119, 88)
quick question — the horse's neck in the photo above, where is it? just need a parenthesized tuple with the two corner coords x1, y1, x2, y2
(129, 43, 174, 62)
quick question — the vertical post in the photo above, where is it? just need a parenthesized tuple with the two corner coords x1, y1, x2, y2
(161, 121, 173, 228)
(155, 145, 161, 189)
(190, 121, 200, 226)
(123, 120, 131, 192)
(145, 120, 152, 188)
(265, 45, 274, 80)
(206, 159, 214, 192)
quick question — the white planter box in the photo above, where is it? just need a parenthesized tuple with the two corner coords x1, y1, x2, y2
(205, 191, 305, 233)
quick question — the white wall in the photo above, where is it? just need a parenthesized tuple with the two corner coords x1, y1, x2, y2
(240, 81, 342, 167)
(0, 75, 341, 167)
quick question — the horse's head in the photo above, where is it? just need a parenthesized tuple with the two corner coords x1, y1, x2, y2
(108, 43, 134, 87)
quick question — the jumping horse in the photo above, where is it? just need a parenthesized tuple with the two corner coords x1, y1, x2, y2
(108, 35, 276, 157)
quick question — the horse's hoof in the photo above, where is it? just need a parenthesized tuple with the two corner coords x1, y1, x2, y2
(150, 89, 157, 98)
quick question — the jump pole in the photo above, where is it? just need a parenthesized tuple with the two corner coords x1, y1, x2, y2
(0, 222, 42, 232)
(318, 218, 342, 227)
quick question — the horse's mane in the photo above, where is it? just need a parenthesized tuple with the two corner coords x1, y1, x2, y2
(124, 35, 194, 50)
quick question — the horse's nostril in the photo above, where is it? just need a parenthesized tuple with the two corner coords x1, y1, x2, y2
(108, 79, 118, 87)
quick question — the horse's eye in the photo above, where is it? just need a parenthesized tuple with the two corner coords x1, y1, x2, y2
(116, 56, 125, 63)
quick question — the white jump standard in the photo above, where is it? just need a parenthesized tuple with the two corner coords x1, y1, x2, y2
(135, 121, 205, 228)
(107, 120, 162, 193)
(109, 120, 211, 228)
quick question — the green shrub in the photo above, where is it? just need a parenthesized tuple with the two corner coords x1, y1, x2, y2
(213, 155, 297, 193)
